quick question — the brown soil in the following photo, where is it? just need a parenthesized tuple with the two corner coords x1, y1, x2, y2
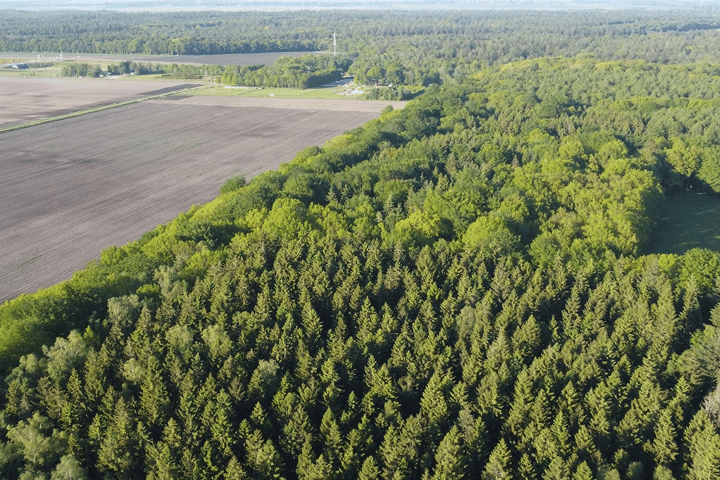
(0, 92, 396, 302)
(172, 95, 407, 112)
(0, 76, 200, 127)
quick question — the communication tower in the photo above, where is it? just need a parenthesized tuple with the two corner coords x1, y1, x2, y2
(333, 33, 337, 56)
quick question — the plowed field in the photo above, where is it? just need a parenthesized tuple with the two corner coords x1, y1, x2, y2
(0, 92, 403, 302)
(0, 76, 201, 127)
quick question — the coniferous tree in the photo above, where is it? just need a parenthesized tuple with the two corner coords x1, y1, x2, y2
(431, 426, 464, 480)
(482, 439, 513, 480)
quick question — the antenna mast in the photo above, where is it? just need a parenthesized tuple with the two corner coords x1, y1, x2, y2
(333, 33, 337, 56)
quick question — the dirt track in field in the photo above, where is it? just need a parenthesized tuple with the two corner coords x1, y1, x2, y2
(0, 92, 403, 303)
(173, 95, 407, 112)
(0, 76, 201, 126)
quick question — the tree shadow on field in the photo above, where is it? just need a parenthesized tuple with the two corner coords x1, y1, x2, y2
(646, 192, 720, 255)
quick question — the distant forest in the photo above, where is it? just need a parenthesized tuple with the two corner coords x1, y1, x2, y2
(6, 8, 720, 88)
(4, 8, 720, 480)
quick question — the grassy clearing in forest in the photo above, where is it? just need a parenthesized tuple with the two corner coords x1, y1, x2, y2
(646, 193, 720, 255)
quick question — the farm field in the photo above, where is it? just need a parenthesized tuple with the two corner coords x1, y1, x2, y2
(0, 76, 201, 127)
(173, 94, 407, 111)
(0, 94, 402, 303)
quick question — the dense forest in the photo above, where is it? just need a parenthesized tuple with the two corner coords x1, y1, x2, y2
(2, 54, 720, 478)
(219, 55, 353, 89)
(8, 8, 720, 89)
(59, 56, 351, 88)
(61, 61, 166, 77)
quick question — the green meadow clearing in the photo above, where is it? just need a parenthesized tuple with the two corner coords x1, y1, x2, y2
(647, 193, 720, 255)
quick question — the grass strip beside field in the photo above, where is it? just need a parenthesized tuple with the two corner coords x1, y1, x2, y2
(0, 85, 205, 135)
(189, 84, 367, 100)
